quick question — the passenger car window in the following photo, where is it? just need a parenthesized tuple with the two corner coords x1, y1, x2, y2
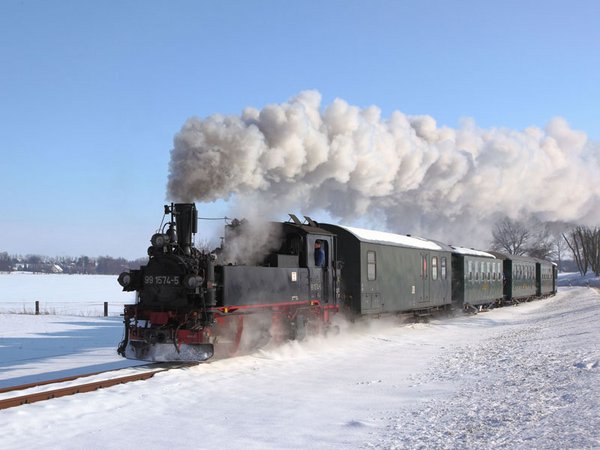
(432, 256, 438, 280)
(367, 251, 376, 281)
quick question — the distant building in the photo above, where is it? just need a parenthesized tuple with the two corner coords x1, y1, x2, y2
(50, 264, 63, 273)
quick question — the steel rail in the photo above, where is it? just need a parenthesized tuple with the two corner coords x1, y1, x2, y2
(0, 367, 149, 394)
(0, 364, 193, 410)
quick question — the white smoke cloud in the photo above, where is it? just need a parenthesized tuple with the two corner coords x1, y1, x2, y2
(167, 91, 600, 248)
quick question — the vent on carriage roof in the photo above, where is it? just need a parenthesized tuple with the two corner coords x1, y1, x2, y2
(303, 216, 317, 227)
(288, 214, 302, 225)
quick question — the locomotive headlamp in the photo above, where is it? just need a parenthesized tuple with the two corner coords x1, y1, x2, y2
(183, 274, 204, 289)
(151, 233, 170, 248)
(117, 269, 140, 291)
(118, 272, 131, 287)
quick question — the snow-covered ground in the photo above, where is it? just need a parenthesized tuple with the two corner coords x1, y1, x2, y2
(558, 270, 600, 287)
(0, 275, 599, 449)
(0, 273, 135, 316)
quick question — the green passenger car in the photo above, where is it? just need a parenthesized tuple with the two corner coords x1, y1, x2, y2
(489, 252, 538, 301)
(536, 258, 557, 297)
(320, 224, 453, 316)
(450, 246, 503, 309)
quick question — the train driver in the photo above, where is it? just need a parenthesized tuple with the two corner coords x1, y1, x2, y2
(314, 240, 325, 267)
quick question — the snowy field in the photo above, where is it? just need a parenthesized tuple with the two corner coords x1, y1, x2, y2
(0, 276, 599, 449)
(0, 273, 135, 316)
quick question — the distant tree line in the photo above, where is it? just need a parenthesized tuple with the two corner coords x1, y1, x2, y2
(0, 252, 147, 275)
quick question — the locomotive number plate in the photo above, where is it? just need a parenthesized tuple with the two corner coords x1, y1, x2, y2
(144, 275, 180, 286)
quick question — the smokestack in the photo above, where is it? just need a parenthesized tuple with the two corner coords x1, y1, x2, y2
(174, 203, 197, 252)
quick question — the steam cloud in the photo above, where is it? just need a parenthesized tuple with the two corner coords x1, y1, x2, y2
(168, 91, 600, 248)
(221, 219, 283, 266)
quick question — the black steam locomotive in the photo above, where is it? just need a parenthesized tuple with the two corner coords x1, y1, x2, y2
(118, 203, 339, 362)
(117, 203, 556, 362)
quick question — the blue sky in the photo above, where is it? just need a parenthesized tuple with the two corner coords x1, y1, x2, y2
(1, 0, 598, 259)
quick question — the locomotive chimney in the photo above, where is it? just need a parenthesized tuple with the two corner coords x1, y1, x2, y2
(174, 203, 198, 253)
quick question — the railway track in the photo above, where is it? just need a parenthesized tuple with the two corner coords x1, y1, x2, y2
(0, 363, 196, 410)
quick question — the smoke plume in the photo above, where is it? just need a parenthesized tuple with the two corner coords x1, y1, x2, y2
(168, 91, 600, 248)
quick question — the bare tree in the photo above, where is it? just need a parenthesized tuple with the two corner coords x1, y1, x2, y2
(491, 217, 530, 255)
(0, 252, 11, 272)
(492, 216, 567, 260)
(552, 231, 570, 272)
(563, 227, 589, 276)
(195, 237, 213, 253)
(525, 221, 554, 259)
(581, 227, 600, 276)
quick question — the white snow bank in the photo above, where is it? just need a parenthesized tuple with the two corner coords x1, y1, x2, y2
(0, 315, 145, 388)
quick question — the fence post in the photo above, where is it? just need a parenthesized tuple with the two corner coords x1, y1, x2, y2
(104, 302, 108, 317)
(35, 301, 39, 315)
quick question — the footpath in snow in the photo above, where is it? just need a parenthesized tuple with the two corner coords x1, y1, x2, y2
(0, 287, 599, 449)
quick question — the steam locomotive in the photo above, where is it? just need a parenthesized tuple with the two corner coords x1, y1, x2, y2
(117, 203, 557, 362)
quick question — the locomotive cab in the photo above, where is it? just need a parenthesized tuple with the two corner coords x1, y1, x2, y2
(214, 216, 338, 307)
